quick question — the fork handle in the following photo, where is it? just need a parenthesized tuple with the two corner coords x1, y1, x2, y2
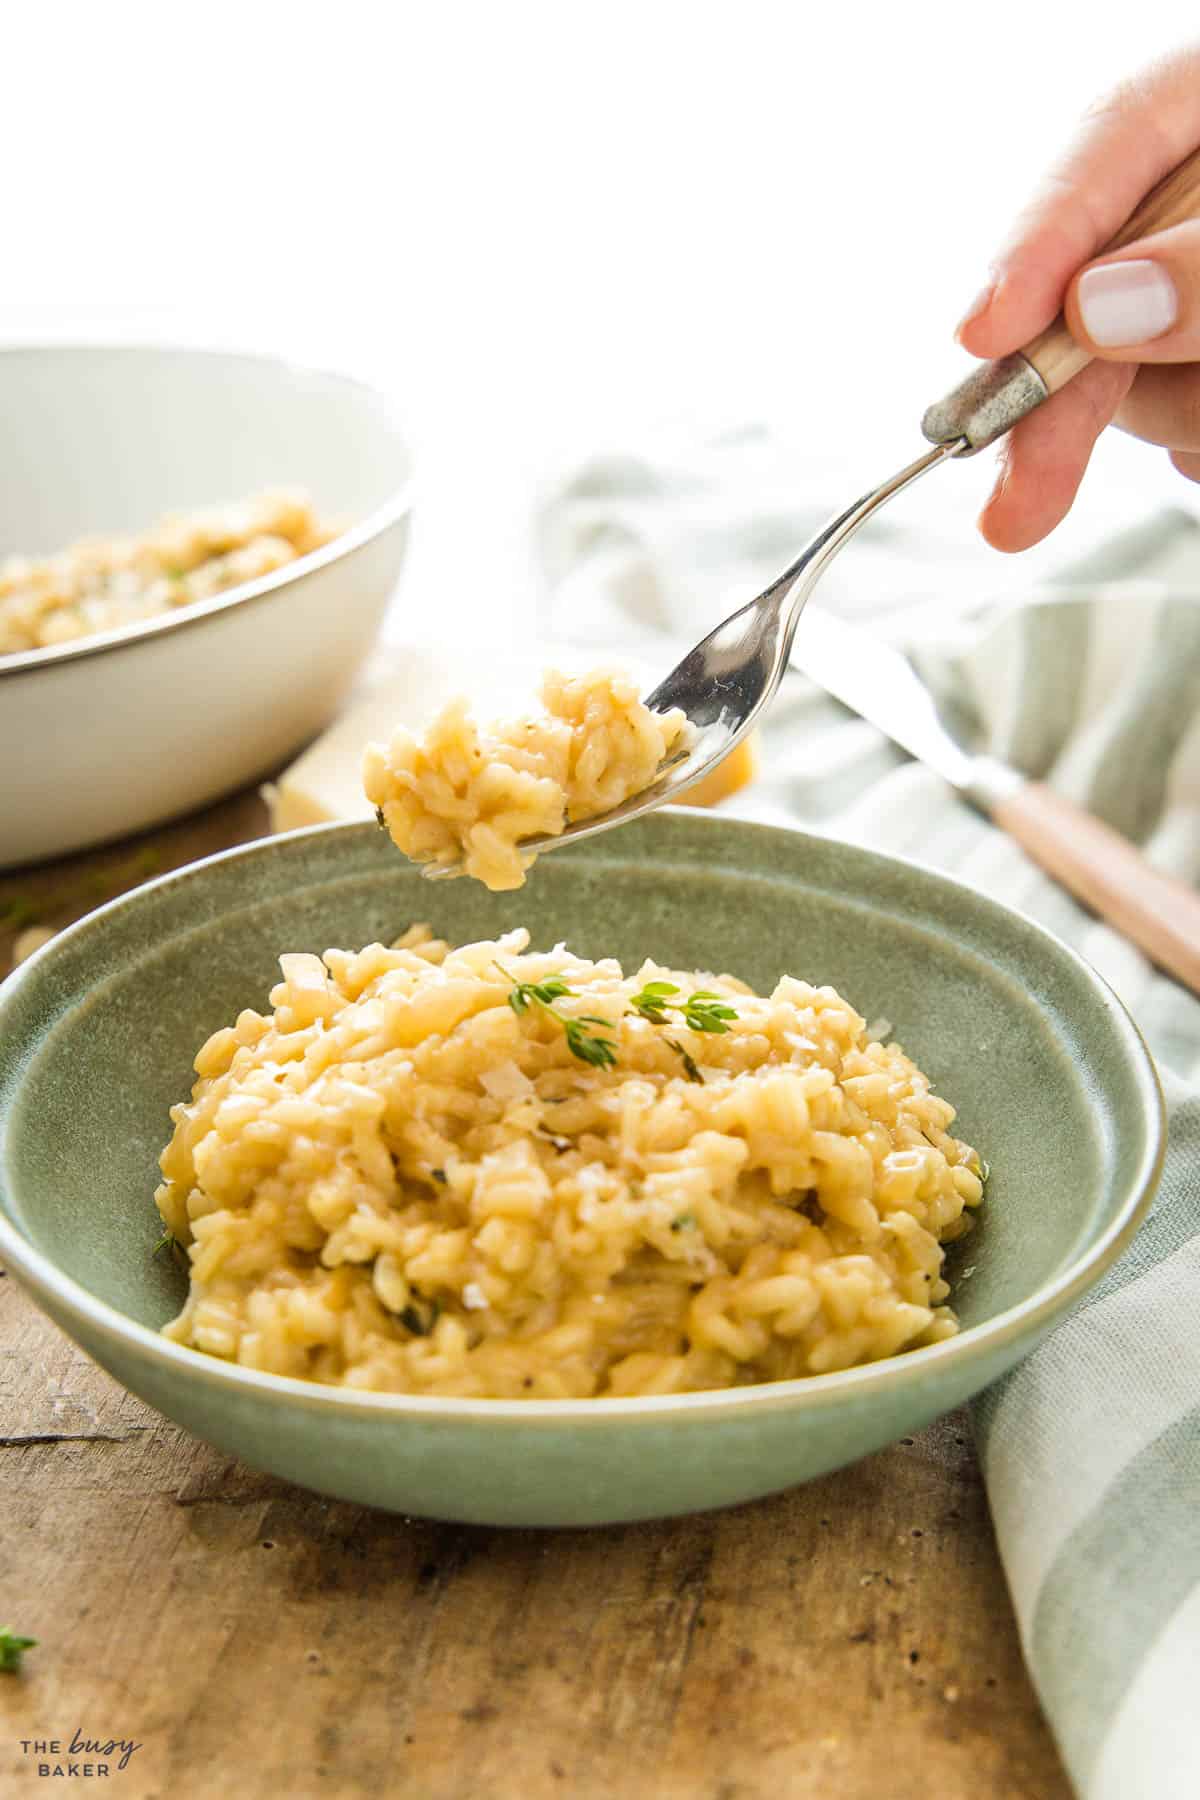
(992, 782, 1200, 994)
(923, 144, 1200, 453)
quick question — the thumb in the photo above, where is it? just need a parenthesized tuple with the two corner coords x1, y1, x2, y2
(1065, 219, 1200, 360)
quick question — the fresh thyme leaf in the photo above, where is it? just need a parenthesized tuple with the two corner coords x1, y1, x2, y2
(632, 1000, 670, 1024)
(628, 980, 677, 1024)
(664, 1037, 703, 1082)
(431, 1167, 448, 1185)
(670, 1214, 697, 1233)
(152, 1228, 186, 1263)
(398, 1299, 440, 1337)
(680, 990, 739, 1032)
(0, 1627, 36, 1673)
(507, 975, 574, 1013)
(628, 982, 738, 1035)
(630, 980, 679, 1020)
(497, 964, 616, 1067)
(496, 961, 573, 1013)
(375, 806, 388, 831)
(563, 1017, 617, 1068)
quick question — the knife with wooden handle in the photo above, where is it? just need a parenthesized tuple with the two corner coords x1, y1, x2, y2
(795, 607, 1200, 995)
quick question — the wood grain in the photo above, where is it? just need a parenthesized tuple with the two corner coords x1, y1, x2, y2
(0, 790, 1072, 1800)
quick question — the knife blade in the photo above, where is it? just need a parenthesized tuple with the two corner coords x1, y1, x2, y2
(790, 604, 1200, 994)
(792, 606, 1019, 810)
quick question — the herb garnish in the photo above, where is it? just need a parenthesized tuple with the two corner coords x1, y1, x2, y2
(628, 981, 738, 1034)
(0, 1627, 36, 1673)
(497, 965, 618, 1069)
(152, 1229, 186, 1263)
(504, 972, 574, 1011)
(497, 967, 738, 1075)
(664, 1037, 703, 1083)
(375, 806, 388, 831)
(398, 1299, 441, 1337)
(670, 1214, 697, 1233)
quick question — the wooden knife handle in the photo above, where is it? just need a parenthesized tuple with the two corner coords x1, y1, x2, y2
(992, 782, 1200, 993)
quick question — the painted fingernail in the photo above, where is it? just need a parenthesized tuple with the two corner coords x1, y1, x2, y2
(954, 282, 995, 341)
(1077, 259, 1178, 347)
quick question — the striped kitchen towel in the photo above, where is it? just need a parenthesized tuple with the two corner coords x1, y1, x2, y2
(537, 432, 1200, 1800)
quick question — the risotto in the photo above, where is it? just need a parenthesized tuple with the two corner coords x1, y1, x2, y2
(0, 490, 337, 655)
(155, 926, 985, 1398)
(363, 667, 690, 891)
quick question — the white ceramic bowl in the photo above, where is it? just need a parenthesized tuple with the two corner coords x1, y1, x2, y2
(0, 344, 415, 868)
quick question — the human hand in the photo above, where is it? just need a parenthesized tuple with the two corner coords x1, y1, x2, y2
(957, 46, 1200, 551)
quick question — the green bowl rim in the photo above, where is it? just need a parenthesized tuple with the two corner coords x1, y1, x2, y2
(0, 814, 1167, 1428)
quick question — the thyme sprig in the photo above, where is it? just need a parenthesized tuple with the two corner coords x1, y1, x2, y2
(152, 1228, 187, 1264)
(497, 965, 618, 1069)
(628, 980, 739, 1034)
(398, 1299, 441, 1337)
(664, 1037, 703, 1083)
(498, 967, 738, 1077)
(0, 1627, 36, 1673)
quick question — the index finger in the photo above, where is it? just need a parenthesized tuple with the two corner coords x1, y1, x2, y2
(957, 45, 1200, 361)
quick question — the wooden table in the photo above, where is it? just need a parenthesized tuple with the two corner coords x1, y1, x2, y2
(0, 792, 1072, 1800)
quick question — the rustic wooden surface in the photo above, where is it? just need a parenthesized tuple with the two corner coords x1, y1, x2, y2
(0, 790, 1073, 1800)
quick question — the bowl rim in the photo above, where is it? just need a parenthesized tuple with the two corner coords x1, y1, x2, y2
(0, 814, 1167, 1427)
(0, 342, 416, 682)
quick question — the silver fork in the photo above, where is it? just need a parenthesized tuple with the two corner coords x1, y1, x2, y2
(423, 143, 1200, 876)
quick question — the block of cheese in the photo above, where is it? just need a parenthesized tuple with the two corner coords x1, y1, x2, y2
(265, 648, 759, 834)
(675, 734, 759, 808)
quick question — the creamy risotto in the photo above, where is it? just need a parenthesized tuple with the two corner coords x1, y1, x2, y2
(363, 668, 690, 891)
(0, 490, 336, 655)
(155, 926, 985, 1398)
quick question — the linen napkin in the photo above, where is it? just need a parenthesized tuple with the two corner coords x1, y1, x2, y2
(537, 429, 1200, 1800)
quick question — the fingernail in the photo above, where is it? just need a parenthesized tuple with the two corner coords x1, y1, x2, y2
(955, 282, 995, 342)
(1077, 258, 1178, 347)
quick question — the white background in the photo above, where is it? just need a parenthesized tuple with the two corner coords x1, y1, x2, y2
(2, 2, 1195, 639)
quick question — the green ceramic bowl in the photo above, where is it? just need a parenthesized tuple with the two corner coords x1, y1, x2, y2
(0, 813, 1163, 1527)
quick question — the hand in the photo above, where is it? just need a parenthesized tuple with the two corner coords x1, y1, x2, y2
(957, 46, 1200, 551)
